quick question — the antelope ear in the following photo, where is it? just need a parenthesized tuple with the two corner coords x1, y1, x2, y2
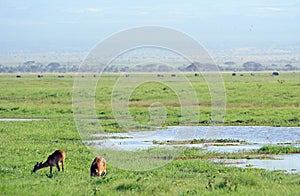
(36, 162, 39, 165)
(39, 161, 43, 164)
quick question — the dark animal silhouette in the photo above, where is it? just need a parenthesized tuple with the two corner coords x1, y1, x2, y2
(272, 71, 279, 76)
(32, 150, 66, 174)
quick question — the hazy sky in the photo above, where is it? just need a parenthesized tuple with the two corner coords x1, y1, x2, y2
(0, 0, 299, 53)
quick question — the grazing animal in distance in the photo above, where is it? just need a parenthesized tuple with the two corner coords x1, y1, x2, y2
(32, 150, 66, 174)
(272, 71, 279, 76)
(90, 156, 107, 177)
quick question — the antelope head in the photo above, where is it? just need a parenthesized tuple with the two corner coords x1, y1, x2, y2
(32, 161, 43, 173)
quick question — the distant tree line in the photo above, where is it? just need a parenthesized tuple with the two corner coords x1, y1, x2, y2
(219, 61, 299, 71)
(0, 60, 299, 73)
(0, 61, 78, 73)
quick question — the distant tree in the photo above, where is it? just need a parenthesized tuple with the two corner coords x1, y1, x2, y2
(70, 65, 79, 72)
(0, 64, 5, 72)
(120, 66, 129, 72)
(158, 64, 173, 72)
(242, 61, 262, 71)
(46, 62, 61, 72)
(185, 63, 198, 71)
(284, 64, 294, 70)
(24, 61, 35, 65)
(224, 61, 236, 66)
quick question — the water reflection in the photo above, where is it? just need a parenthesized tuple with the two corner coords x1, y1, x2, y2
(213, 154, 300, 174)
(88, 126, 300, 151)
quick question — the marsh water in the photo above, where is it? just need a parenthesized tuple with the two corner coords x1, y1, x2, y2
(90, 126, 300, 151)
(212, 154, 300, 174)
(88, 126, 300, 173)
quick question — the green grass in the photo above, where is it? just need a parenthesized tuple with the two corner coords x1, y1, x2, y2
(257, 145, 300, 154)
(1, 73, 299, 130)
(0, 120, 300, 195)
(0, 73, 300, 195)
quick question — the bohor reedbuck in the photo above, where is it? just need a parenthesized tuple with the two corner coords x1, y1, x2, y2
(90, 156, 107, 177)
(32, 150, 66, 174)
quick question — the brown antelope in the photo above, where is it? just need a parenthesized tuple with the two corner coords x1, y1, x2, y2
(90, 156, 106, 177)
(32, 150, 66, 174)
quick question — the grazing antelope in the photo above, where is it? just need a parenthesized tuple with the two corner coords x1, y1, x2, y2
(90, 156, 106, 177)
(32, 150, 66, 174)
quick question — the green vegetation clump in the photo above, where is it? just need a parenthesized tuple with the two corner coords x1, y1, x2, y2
(153, 138, 245, 145)
(257, 145, 300, 154)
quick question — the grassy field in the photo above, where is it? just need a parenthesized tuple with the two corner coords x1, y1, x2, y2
(0, 72, 300, 195)
(0, 72, 299, 129)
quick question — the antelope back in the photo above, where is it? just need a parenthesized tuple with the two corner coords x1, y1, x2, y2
(48, 150, 65, 163)
(91, 156, 106, 176)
